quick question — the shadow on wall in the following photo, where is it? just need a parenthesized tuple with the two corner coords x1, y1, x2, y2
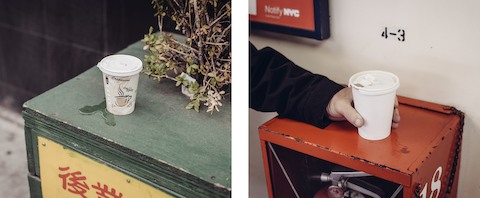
(0, 0, 158, 112)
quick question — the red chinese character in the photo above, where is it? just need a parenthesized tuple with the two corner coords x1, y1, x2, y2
(91, 182, 123, 198)
(58, 166, 90, 198)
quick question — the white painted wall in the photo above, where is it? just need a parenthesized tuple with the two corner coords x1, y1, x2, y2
(249, 0, 480, 197)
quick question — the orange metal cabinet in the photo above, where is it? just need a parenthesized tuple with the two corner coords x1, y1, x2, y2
(258, 96, 463, 198)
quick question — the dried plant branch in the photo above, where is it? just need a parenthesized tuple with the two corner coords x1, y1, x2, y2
(143, 0, 231, 113)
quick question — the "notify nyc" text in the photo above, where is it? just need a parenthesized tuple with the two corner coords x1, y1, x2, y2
(265, 5, 300, 18)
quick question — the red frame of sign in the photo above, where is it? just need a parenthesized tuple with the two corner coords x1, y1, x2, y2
(249, 0, 330, 40)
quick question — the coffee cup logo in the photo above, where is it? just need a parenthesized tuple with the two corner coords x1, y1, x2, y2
(114, 81, 133, 107)
(115, 95, 131, 107)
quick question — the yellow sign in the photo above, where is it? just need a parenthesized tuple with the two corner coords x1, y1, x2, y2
(38, 136, 173, 198)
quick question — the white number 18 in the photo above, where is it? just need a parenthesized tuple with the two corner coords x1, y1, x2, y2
(420, 166, 442, 198)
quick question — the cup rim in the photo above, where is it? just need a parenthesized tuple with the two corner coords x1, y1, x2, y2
(349, 70, 400, 95)
(97, 54, 142, 77)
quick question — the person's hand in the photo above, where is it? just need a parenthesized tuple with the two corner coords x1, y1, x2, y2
(326, 87, 400, 128)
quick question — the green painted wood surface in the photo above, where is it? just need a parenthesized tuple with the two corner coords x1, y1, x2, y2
(27, 174, 42, 198)
(23, 40, 231, 197)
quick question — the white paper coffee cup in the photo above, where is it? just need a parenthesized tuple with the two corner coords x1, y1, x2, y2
(97, 54, 142, 115)
(349, 70, 400, 140)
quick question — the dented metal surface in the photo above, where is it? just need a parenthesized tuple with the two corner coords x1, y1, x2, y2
(261, 127, 405, 174)
(259, 97, 463, 197)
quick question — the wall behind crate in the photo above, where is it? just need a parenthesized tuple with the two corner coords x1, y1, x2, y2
(0, 0, 157, 112)
(249, 0, 480, 197)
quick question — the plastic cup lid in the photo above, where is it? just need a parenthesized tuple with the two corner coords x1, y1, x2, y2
(349, 70, 400, 95)
(97, 54, 142, 77)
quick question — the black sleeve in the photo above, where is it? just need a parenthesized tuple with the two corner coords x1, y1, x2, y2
(249, 42, 344, 128)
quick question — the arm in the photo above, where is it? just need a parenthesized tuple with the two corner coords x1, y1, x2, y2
(249, 42, 344, 128)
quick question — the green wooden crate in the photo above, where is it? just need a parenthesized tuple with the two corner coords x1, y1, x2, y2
(23, 41, 231, 198)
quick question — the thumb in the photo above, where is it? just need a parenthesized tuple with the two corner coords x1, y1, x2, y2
(339, 104, 364, 128)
